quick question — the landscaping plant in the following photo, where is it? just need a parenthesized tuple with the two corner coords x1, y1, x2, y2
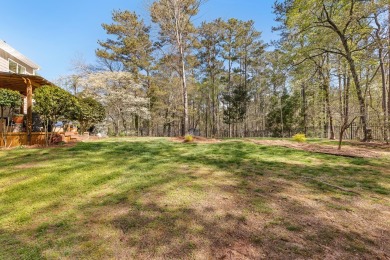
(184, 134, 194, 142)
(76, 97, 105, 134)
(292, 133, 307, 142)
(0, 89, 22, 147)
(33, 85, 78, 146)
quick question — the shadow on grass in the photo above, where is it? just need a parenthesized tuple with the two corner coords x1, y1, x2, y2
(0, 139, 389, 258)
(0, 229, 42, 259)
(106, 200, 386, 259)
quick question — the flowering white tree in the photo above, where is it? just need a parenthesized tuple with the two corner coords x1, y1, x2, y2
(81, 71, 150, 136)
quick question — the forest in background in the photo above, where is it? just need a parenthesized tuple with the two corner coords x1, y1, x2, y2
(57, 0, 390, 143)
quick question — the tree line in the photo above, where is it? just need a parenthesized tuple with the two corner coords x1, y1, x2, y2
(274, 0, 389, 145)
(58, 0, 390, 143)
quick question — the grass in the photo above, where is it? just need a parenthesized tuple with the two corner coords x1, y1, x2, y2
(0, 137, 389, 259)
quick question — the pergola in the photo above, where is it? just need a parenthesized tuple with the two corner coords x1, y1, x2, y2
(0, 72, 54, 144)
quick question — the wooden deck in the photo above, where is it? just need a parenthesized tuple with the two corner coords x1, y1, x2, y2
(0, 132, 77, 147)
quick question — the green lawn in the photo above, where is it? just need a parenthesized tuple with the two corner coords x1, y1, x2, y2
(0, 138, 389, 259)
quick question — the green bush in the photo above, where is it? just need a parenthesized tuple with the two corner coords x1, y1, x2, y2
(184, 134, 194, 142)
(292, 133, 306, 142)
(76, 97, 105, 134)
(34, 85, 78, 146)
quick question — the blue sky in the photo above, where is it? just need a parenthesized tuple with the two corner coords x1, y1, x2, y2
(1, 0, 278, 81)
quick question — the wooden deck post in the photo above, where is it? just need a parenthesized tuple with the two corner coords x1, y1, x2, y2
(26, 79, 33, 145)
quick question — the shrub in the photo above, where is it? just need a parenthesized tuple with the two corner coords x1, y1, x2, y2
(34, 85, 78, 146)
(0, 89, 22, 147)
(0, 89, 22, 116)
(292, 133, 306, 142)
(184, 134, 194, 142)
(75, 97, 105, 134)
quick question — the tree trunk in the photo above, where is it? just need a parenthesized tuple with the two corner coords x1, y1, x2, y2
(324, 84, 335, 139)
(0, 107, 5, 147)
(180, 45, 189, 136)
(135, 115, 140, 137)
(325, 55, 335, 139)
(387, 5, 390, 143)
(324, 7, 369, 141)
(346, 55, 368, 141)
(212, 74, 217, 137)
(115, 120, 120, 136)
(339, 70, 351, 150)
(379, 47, 388, 142)
(280, 95, 284, 138)
(146, 70, 152, 137)
(301, 84, 307, 135)
(374, 12, 388, 143)
(338, 128, 345, 150)
(45, 119, 49, 146)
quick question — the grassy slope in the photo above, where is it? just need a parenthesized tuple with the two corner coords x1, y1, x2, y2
(0, 138, 389, 259)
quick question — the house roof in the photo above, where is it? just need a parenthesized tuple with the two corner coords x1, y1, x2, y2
(0, 40, 40, 70)
(0, 72, 54, 95)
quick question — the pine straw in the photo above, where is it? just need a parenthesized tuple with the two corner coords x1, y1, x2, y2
(248, 139, 389, 158)
(170, 136, 221, 144)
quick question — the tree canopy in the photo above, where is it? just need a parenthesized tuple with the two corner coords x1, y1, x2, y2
(0, 89, 22, 119)
(54, 0, 390, 145)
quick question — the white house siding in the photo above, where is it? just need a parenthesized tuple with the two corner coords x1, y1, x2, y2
(0, 56, 8, 72)
(0, 41, 39, 74)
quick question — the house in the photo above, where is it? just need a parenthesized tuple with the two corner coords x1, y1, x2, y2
(0, 40, 40, 75)
(0, 40, 54, 146)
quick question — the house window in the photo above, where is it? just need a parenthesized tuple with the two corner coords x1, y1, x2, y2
(18, 65, 26, 74)
(9, 59, 17, 73)
(8, 59, 27, 74)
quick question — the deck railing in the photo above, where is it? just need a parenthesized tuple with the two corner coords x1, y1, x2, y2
(0, 132, 74, 147)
